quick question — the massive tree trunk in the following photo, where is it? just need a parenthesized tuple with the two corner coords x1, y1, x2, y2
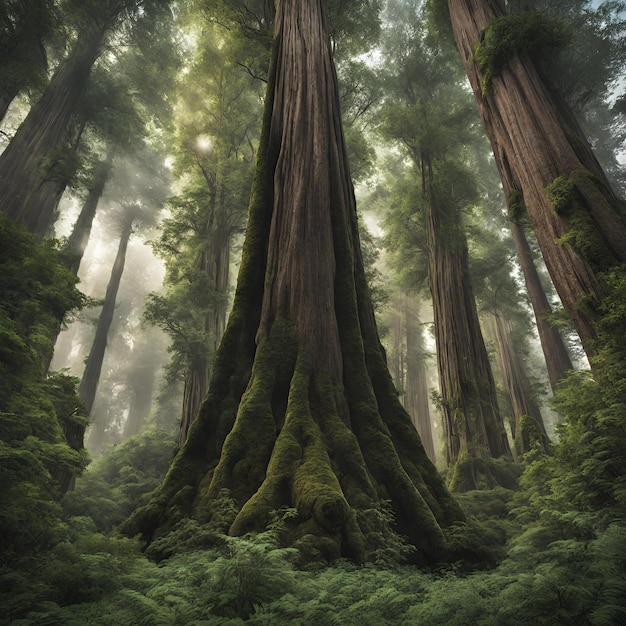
(424, 155, 510, 492)
(488, 310, 550, 454)
(0, 27, 104, 238)
(404, 297, 437, 463)
(122, 0, 464, 565)
(509, 219, 574, 392)
(447, 0, 626, 360)
(81, 215, 133, 449)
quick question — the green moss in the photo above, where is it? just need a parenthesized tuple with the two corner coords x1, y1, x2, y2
(474, 12, 565, 95)
(507, 188, 527, 223)
(546, 171, 617, 272)
(195, 317, 298, 521)
(516, 414, 551, 456)
(228, 350, 350, 555)
(545, 175, 576, 216)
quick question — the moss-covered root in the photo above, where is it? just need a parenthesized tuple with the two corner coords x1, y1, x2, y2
(516, 414, 552, 456)
(194, 318, 298, 520)
(447, 454, 520, 493)
(228, 352, 366, 562)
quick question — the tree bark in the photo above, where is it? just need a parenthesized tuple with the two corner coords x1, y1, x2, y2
(122, 0, 464, 565)
(509, 219, 574, 391)
(63, 152, 114, 275)
(447, 0, 626, 360)
(489, 310, 550, 454)
(80, 216, 133, 435)
(178, 216, 231, 445)
(424, 155, 510, 492)
(404, 297, 437, 463)
(0, 27, 104, 238)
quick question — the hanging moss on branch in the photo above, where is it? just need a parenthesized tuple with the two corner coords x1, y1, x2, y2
(474, 12, 565, 95)
(121, 0, 465, 566)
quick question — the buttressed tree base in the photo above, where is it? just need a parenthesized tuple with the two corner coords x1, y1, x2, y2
(122, 0, 464, 564)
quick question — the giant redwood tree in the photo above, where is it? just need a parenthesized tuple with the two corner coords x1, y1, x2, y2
(443, 0, 626, 361)
(379, 0, 510, 491)
(122, 0, 464, 564)
(0, 0, 171, 239)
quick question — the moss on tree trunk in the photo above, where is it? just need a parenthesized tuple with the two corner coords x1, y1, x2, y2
(447, 0, 626, 361)
(121, 0, 464, 565)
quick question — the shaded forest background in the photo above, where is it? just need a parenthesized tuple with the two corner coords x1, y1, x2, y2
(1, 0, 626, 623)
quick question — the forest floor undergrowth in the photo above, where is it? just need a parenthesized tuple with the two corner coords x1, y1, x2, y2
(2, 428, 626, 625)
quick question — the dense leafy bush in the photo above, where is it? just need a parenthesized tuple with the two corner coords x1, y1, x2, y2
(0, 215, 88, 562)
(63, 428, 177, 532)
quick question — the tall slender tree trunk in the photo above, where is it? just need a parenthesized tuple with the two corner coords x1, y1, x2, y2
(488, 310, 550, 454)
(0, 28, 104, 238)
(447, 0, 626, 360)
(80, 216, 133, 447)
(509, 219, 574, 391)
(122, 0, 464, 565)
(389, 307, 405, 395)
(424, 155, 510, 491)
(41, 152, 112, 375)
(404, 297, 437, 463)
(178, 229, 231, 445)
(63, 151, 114, 275)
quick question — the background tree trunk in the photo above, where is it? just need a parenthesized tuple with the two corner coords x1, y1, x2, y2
(404, 297, 437, 463)
(81, 215, 133, 450)
(178, 229, 230, 444)
(122, 0, 464, 565)
(509, 219, 574, 392)
(63, 151, 114, 275)
(424, 155, 510, 491)
(489, 310, 550, 454)
(447, 0, 626, 359)
(0, 28, 104, 238)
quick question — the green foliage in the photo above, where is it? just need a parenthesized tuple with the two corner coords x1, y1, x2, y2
(0, 214, 88, 562)
(474, 12, 567, 95)
(508, 188, 527, 223)
(63, 428, 177, 532)
(545, 173, 576, 216)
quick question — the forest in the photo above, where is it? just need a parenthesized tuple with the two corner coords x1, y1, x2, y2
(1, 0, 626, 623)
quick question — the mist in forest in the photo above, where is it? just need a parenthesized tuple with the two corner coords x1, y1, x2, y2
(1, 0, 626, 624)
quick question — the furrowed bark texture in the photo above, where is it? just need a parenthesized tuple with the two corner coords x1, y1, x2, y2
(489, 310, 549, 454)
(122, 0, 464, 564)
(424, 157, 510, 491)
(447, 0, 626, 359)
(509, 220, 574, 392)
(0, 29, 104, 238)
